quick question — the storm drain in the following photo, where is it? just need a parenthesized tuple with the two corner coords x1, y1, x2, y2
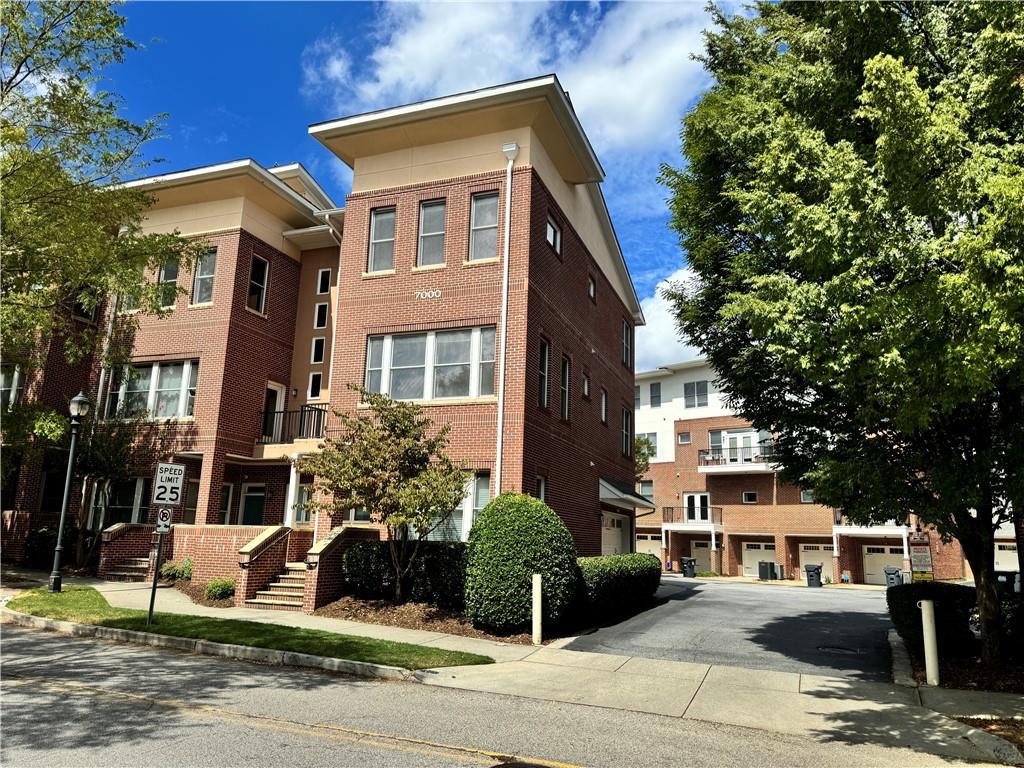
(817, 645, 865, 656)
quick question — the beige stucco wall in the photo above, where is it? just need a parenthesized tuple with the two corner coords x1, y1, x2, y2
(289, 247, 339, 410)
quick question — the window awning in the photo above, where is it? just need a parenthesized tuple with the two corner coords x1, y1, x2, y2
(599, 477, 655, 511)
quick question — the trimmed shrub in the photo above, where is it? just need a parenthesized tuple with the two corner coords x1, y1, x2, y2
(576, 553, 662, 620)
(887, 582, 976, 657)
(159, 559, 193, 581)
(464, 493, 577, 631)
(24, 526, 79, 570)
(204, 578, 235, 601)
(342, 540, 466, 608)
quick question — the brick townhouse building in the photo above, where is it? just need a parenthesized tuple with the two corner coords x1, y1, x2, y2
(2, 76, 652, 606)
(634, 360, 1019, 585)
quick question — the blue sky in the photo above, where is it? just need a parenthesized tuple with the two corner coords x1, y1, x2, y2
(111, 1, 715, 369)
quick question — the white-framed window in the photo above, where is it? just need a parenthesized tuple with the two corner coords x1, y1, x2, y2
(316, 268, 331, 295)
(158, 259, 179, 308)
(295, 484, 312, 524)
(742, 491, 758, 504)
(622, 408, 632, 457)
(1, 365, 23, 410)
(107, 360, 199, 419)
(363, 326, 497, 401)
(535, 475, 547, 502)
(634, 385, 640, 408)
(684, 493, 710, 521)
(538, 337, 550, 408)
(417, 200, 446, 266)
(119, 267, 146, 313)
(247, 255, 269, 314)
(581, 372, 590, 399)
(191, 249, 217, 305)
(684, 380, 709, 408)
(639, 480, 654, 498)
(314, 302, 329, 329)
(800, 489, 815, 504)
(546, 215, 561, 254)
(469, 192, 499, 261)
(311, 337, 325, 364)
(587, 275, 596, 302)
(640, 432, 657, 454)
(560, 356, 570, 420)
(368, 207, 396, 272)
(432, 470, 490, 541)
(678, 431, 691, 445)
(220, 484, 234, 524)
(600, 388, 608, 424)
(650, 382, 661, 408)
(308, 372, 323, 400)
(92, 477, 152, 527)
(622, 320, 631, 367)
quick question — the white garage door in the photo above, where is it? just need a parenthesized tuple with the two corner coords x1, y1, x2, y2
(741, 541, 776, 577)
(601, 512, 630, 555)
(996, 543, 1019, 571)
(692, 541, 712, 573)
(862, 545, 904, 585)
(799, 544, 834, 575)
(635, 534, 662, 561)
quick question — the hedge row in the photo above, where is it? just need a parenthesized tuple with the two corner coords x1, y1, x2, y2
(576, 553, 662, 620)
(342, 540, 466, 608)
(886, 581, 977, 657)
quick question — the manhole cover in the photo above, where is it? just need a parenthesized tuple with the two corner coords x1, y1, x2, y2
(817, 645, 864, 655)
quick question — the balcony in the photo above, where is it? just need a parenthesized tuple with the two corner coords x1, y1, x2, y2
(257, 405, 328, 445)
(698, 443, 778, 474)
(662, 505, 723, 528)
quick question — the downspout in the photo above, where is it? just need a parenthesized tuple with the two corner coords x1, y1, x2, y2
(493, 142, 519, 496)
(95, 293, 119, 419)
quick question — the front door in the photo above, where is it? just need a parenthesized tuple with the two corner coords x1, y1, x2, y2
(728, 433, 753, 463)
(241, 485, 265, 525)
(262, 386, 283, 441)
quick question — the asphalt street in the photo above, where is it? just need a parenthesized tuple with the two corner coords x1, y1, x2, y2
(567, 578, 893, 679)
(1, 626, 986, 768)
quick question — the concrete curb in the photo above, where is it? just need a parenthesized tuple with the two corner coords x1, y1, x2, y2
(887, 629, 918, 689)
(2, 609, 412, 682)
(962, 725, 1024, 766)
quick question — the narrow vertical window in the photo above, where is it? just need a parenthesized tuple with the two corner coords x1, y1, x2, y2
(650, 382, 661, 408)
(581, 372, 590, 399)
(311, 337, 325, 364)
(314, 302, 328, 329)
(546, 215, 561, 254)
(417, 200, 446, 266)
(634, 385, 640, 408)
(535, 475, 546, 502)
(622, 408, 632, 457)
(365, 336, 384, 394)
(587, 275, 596, 302)
(308, 372, 323, 400)
(317, 268, 331, 294)
(600, 388, 608, 424)
(538, 338, 550, 408)
(191, 250, 217, 304)
(369, 207, 396, 272)
(247, 255, 268, 314)
(622, 320, 632, 367)
(560, 356, 570, 420)
(479, 326, 496, 396)
(469, 193, 499, 261)
(158, 259, 179, 308)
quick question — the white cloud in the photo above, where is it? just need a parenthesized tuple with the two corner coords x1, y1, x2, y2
(635, 267, 703, 372)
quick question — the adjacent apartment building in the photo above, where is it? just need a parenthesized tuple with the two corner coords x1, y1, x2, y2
(634, 360, 1019, 584)
(1, 76, 651, 597)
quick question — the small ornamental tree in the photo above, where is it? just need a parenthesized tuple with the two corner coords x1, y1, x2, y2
(297, 388, 467, 603)
(634, 434, 655, 484)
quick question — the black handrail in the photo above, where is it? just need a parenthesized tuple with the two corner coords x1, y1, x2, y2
(257, 405, 328, 444)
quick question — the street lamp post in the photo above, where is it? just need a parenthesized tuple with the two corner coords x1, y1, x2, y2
(48, 391, 92, 593)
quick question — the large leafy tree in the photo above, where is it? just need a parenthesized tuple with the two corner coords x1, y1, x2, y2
(297, 389, 468, 603)
(662, 2, 1023, 662)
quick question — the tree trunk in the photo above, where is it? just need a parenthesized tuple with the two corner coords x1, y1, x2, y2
(960, 531, 1002, 664)
(1014, 507, 1024, 576)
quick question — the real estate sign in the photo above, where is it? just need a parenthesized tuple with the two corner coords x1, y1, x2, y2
(909, 532, 934, 582)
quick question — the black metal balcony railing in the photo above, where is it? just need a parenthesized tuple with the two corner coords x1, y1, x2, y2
(257, 405, 328, 444)
(698, 442, 777, 467)
(662, 505, 724, 525)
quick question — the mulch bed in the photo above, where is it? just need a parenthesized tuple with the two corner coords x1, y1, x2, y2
(957, 718, 1024, 750)
(173, 580, 234, 609)
(911, 654, 1024, 694)
(315, 596, 550, 645)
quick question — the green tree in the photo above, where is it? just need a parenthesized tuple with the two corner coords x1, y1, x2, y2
(634, 434, 655, 484)
(661, 2, 1023, 662)
(297, 389, 468, 603)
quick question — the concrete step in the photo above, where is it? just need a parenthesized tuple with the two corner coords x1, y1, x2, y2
(245, 597, 303, 608)
(255, 589, 304, 600)
(278, 573, 305, 583)
(267, 582, 304, 593)
(104, 572, 147, 581)
(125, 558, 150, 566)
(284, 562, 307, 572)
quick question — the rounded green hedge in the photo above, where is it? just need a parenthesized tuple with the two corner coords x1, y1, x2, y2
(464, 493, 577, 631)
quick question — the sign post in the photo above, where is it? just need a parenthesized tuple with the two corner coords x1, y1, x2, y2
(147, 462, 185, 625)
(909, 531, 934, 583)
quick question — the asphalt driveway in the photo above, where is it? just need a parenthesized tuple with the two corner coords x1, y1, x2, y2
(566, 577, 893, 680)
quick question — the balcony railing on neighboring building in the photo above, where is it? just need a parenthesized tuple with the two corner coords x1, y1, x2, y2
(257, 405, 328, 444)
(662, 505, 724, 526)
(698, 443, 776, 467)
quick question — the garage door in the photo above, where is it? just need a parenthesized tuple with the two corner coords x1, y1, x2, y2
(602, 512, 630, 555)
(692, 541, 712, 573)
(799, 544, 834, 576)
(862, 545, 903, 585)
(741, 541, 776, 577)
(996, 543, 1019, 571)
(635, 534, 662, 561)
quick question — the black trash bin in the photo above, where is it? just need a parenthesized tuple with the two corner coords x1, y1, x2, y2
(804, 564, 823, 587)
(882, 566, 902, 588)
(682, 557, 696, 578)
(758, 561, 772, 581)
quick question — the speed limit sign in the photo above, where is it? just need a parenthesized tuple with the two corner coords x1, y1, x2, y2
(155, 508, 173, 534)
(152, 462, 185, 506)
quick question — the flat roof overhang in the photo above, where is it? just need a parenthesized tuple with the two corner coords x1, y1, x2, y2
(599, 477, 655, 512)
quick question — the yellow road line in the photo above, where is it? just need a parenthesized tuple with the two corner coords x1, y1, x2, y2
(4, 675, 583, 768)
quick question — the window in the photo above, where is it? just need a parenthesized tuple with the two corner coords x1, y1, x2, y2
(684, 493, 710, 521)
(587, 275, 596, 302)
(417, 200, 446, 266)
(71, 289, 99, 322)
(546, 215, 561, 254)
(634, 385, 640, 409)
(183, 480, 199, 524)
(800, 489, 815, 504)
(639, 480, 654, 498)
(106, 360, 199, 419)
(191, 250, 217, 304)
(295, 485, 312, 524)
(369, 207, 396, 272)
(622, 320, 632, 367)
(308, 372, 323, 400)
(650, 382, 661, 408)
(120, 267, 146, 313)
(472, 471, 490, 528)
(311, 337, 325, 364)
(600, 388, 608, 424)
(469, 193, 499, 261)
(314, 302, 329, 329)
(247, 255, 268, 314)
(93, 477, 152, 527)
(317, 268, 331, 295)
(1, 366, 23, 409)
(158, 259, 179, 308)
(538, 337, 550, 408)
(581, 372, 590, 399)
(559, 356, 571, 420)
(437, 471, 491, 542)
(535, 475, 546, 502)
(363, 327, 496, 401)
(220, 484, 234, 524)
(742, 491, 758, 504)
(677, 431, 691, 445)
(640, 432, 658, 454)
(684, 380, 709, 408)
(622, 408, 632, 456)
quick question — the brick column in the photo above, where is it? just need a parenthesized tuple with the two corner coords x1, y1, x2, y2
(194, 450, 226, 525)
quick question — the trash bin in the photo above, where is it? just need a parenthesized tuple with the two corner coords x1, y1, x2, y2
(758, 560, 772, 581)
(883, 566, 902, 588)
(681, 557, 696, 578)
(804, 564, 823, 587)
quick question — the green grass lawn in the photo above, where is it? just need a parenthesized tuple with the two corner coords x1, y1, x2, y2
(7, 586, 492, 670)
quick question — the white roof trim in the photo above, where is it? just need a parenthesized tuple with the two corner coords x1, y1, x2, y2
(586, 183, 644, 324)
(635, 359, 710, 379)
(268, 163, 336, 209)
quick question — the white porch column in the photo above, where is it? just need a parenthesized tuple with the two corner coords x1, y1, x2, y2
(283, 454, 299, 527)
(711, 528, 717, 551)
(901, 527, 911, 571)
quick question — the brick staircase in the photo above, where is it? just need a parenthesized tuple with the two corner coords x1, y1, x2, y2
(244, 561, 306, 610)
(103, 557, 150, 582)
